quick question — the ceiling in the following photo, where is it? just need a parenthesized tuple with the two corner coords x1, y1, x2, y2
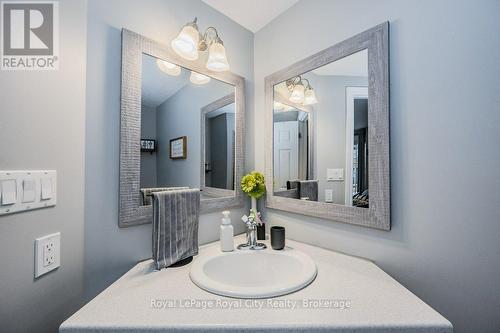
(141, 54, 189, 108)
(201, 0, 299, 32)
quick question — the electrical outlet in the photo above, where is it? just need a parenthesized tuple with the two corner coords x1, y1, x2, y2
(35, 232, 60, 278)
(325, 189, 333, 203)
(43, 241, 56, 267)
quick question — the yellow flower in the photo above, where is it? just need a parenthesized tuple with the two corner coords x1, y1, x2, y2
(240, 171, 266, 199)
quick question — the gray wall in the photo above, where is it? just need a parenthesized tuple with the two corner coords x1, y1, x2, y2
(156, 81, 233, 188)
(85, 0, 253, 300)
(254, 1, 500, 332)
(313, 75, 368, 203)
(0, 1, 87, 332)
(140, 105, 157, 188)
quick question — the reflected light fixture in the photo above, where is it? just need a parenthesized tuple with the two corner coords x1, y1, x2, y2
(156, 59, 181, 76)
(171, 17, 230, 72)
(289, 81, 305, 104)
(190, 71, 211, 85)
(304, 87, 318, 105)
(274, 101, 296, 112)
(274, 101, 285, 111)
(287, 76, 318, 106)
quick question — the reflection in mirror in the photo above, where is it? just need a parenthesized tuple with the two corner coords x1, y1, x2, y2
(273, 49, 369, 207)
(204, 97, 235, 191)
(140, 53, 235, 205)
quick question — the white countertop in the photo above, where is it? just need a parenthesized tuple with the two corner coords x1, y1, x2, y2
(60, 236, 452, 333)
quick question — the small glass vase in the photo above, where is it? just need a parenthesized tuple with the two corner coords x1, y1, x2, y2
(251, 197, 266, 240)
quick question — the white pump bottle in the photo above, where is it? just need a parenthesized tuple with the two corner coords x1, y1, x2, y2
(220, 210, 234, 252)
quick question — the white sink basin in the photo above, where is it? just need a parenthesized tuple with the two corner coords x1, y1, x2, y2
(189, 247, 317, 298)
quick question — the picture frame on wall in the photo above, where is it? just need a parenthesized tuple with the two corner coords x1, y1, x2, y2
(170, 136, 187, 159)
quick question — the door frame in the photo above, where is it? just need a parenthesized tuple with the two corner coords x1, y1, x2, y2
(345, 86, 368, 206)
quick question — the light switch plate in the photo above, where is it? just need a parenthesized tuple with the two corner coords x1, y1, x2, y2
(35, 232, 60, 278)
(0, 170, 56, 216)
(327, 168, 344, 181)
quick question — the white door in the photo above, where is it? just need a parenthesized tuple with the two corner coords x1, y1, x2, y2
(274, 121, 299, 190)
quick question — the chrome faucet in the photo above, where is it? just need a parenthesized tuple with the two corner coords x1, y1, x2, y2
(237, 214, 266, 250)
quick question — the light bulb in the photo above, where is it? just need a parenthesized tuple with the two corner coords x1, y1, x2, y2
(190, 71, 211, 85)
(303, 88, 318, 105)
(206, 41, 230, 72)
(171, 24, 199, 61)
(156, 59, 181, 76)
(289, 83, 305, 104)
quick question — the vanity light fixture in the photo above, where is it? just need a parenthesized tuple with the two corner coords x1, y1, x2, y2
(287, 76, 318, 106)
(273, 101, 285, 111)
(303, 87, 318, 105)
(156, 59, 181, 76)
(171, 20, 199, 60)
(171, 17, 230, 72)
(289, 80, 305, 104)
(190, 71, 211, 85)
(274, 101, 295, 112)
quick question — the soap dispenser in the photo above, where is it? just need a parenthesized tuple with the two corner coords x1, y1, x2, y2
(220, 210, 234, 252)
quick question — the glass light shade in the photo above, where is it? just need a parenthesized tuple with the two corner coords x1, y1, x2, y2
(171, 25, 199, 61)
(303, 88, 318, 105)
(206, 42, 230, 72)
(274, 101, 285, 111)
(190, 71, 211, 85)
(289, 83, 305, 104)
(156, 59, 181, 76)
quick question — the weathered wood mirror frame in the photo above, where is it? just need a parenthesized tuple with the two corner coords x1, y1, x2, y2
(119, 29, 245, 227)
(264, 22, 390, 230)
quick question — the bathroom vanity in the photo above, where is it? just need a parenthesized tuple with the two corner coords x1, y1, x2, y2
(60, 236, 452, 333)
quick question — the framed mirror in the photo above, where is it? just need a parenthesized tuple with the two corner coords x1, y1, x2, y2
(264, 23, 390, 230)
(120, 29, 245, 227)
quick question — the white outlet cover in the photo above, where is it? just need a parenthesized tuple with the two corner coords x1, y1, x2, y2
(35, 232, 60, 278)
(325, 189, 333, 203)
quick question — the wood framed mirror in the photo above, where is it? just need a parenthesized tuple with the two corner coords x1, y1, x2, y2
(119, 29, 245, 227)
(264, 23, 390, 230)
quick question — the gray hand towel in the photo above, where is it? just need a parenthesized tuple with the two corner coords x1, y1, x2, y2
(287, 179, 300, 190)
(274, 188, 299, 199)
(141, 187, 189, 206)
(152, 188, 200, 270)
(299, 180, 318, 201)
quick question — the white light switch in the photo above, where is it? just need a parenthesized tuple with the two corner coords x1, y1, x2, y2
(22, 179, 36, 203)
(0, 170, 56, 216)
(325, 189, 333, 203)
(327, 168, 344, 181)
(40, 178, 52, 200)
(1, 179, 17, 205)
